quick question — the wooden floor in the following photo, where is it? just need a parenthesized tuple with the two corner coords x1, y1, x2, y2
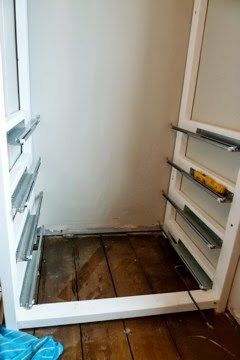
(29, 234, 240, 359)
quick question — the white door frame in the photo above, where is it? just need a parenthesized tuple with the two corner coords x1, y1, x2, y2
(0, 0, 239, 330)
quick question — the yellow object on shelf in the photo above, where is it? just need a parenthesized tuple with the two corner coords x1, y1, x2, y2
(205, 175, 226, 194)
(193, 170, 226, 195)
(193, 170, 206, 185)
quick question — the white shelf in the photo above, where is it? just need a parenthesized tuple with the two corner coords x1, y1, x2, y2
(176, 214, 220, 268)
(12, 158, 41, 216)
(17, 192, 43, 262)
(171, 187, 226, 240)
(17, 261, 28, 301)
(186, 137, 240, 185)
(180, 119, 240, 142)
(14, 190, 36, 252)
(181, 177, 231, 228)
(7, 117, 40, 146)
(169, 237, 213, 290)
(6, 110, 27, 132)
(168, 159, 233, 203)
(163, 191, 222, 250)
(10, 153, 32, 195)
(166, 219, 215, 280)
(177, 156, 235, 194)
(20, 227, 43, 309)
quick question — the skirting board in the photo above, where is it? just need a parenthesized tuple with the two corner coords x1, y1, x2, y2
(17, 290, 218, 329)
(44, 224, 162, 236)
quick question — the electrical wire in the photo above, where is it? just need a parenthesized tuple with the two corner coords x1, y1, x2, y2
(174, 264, 214, 329)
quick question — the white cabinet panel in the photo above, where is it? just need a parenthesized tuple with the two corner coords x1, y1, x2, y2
(186, 137, 240, 184)
(2, 0, 20, 116)
(181, 177, 231, 229)
(192, 0, 240, 131)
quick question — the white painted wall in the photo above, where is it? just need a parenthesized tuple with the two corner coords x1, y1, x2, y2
(28, 0, 193, 230)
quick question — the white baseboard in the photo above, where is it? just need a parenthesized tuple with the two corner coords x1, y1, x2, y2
(44, 224, 162, 236)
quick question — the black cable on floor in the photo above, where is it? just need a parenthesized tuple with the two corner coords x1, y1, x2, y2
(174, 264, 214, 330)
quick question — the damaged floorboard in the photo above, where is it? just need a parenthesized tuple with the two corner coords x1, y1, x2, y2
(32, 234, 240, 360)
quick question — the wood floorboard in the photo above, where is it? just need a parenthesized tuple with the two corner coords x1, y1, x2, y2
(74, 236, 132, 360)
(124, 317, 180, 360)
(28, 234, 240, 360)
(37, 237, 77, 304)
(73, 236, 115, 299)
(102, 235, 150, 296)
(103, 235, 181, 360)
(166, 310, 240, 360)
(34, 237, 83, 360)
(35, 325, 83, 360)
(81, 321, 132, 360)
(129, 234, 198, 293)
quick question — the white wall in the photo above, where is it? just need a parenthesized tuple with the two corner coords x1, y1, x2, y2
(28, 0, 193, 230)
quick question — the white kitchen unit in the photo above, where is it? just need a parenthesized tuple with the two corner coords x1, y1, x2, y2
(0, 0, 240, 330)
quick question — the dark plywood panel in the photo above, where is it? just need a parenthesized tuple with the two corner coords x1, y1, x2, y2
(103, 235, 180, 360)
(102, 235, 150, 296)
(73, 236, 115, 299)
(167, 310, 240, 360)
(36, 237, 82, 359)
(75, 236, 132, 360)
(129, 234, 198, 293)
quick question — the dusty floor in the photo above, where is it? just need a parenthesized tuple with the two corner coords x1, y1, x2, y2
(28, 234, 240, 359)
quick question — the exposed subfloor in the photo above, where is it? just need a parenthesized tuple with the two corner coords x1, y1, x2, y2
(28, 233, 240, 359)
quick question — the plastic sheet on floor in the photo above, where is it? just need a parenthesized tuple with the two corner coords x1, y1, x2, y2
(0, 326, 63, 359)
